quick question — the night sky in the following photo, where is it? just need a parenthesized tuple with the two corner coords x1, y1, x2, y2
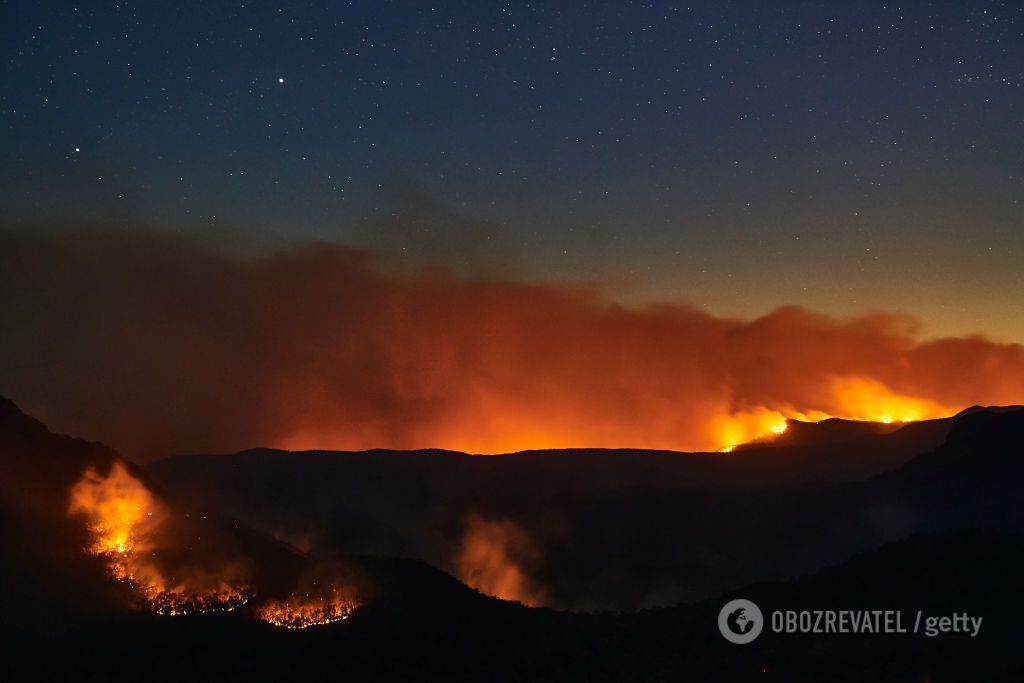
(2, 0, 1022, 340)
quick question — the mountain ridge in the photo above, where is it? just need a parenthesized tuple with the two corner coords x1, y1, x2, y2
(4, 397, 1024, 680)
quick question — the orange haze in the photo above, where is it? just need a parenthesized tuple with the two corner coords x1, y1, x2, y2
(455, 515, 548, 606)
(3, 228, 1024, 458)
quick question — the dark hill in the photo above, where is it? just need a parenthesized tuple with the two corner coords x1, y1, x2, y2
(5, 398, 1024, 680)
(146, 411, 962, 608)
(0, 396, 304, 629)
(7, 528, 1023, 682)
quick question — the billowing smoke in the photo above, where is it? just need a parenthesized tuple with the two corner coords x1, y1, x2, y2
(2, 226, 1024, 460)
(455, 514, 548, 606)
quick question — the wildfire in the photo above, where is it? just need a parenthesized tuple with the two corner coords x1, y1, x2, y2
(710, 376, 956, 452)
(827, 376, 950, 424)
(68, 462, 250, 615)
(68, 463, 365, 627)
(150, 589, 249, 616)
(68, 463, 163, 576)
(257, 588, 359, 629)
(711, 408, 799, 453)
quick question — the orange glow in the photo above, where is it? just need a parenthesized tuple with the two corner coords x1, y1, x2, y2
(710, 408, 797, 453)
(257, 587, 360, 629)
(284, 377, 959, 455)
(68, 463, 250, 615)
(708, 376, 956, 451)
(7, 233, 1024, 461)
(69, 462, 162, 561)
(826, 376, 952, 424)
(455, 515, 548, 606)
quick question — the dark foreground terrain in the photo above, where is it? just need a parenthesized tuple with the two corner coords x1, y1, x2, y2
(148, 409, 992, 609)
(2, 396, 1024, 681)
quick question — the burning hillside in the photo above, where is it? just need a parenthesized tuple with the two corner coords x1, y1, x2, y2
(67, 462, 359, 626)
(257, 589, 359, 629)
(710, 376, 954, 452)
(68, 463, 253, 615)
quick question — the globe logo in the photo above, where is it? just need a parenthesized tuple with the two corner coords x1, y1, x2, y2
(718, 598, 764, 644)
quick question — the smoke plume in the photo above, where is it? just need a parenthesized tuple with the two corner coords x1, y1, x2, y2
(2, 226, 1024, 460)
(455, 515, 548, 606)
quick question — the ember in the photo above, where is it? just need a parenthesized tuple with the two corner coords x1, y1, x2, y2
(149, 586, 251, 617)
(257, 588, 359, 629)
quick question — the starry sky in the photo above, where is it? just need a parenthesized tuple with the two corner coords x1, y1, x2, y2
(2, 0, 1023, 341)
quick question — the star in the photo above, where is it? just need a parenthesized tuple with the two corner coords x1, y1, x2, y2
(277, 77, 285, 84)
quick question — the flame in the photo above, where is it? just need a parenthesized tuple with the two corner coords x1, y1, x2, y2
(68, 463, 250, 615)
(257, 587, 359, 629)
(282, 376, 959, 455)
(710, 376, 956, 451)
(827, 376, 951, 424)
(455, 515, 548, 606)
(68, 463, 163, 578)
(148, 585, 250, 616)
(711, 408, 798, 453)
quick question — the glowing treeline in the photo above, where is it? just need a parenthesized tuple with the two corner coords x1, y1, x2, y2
(257, 587, 359, 629)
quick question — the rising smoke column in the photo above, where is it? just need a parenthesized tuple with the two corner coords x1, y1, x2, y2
(455, 515, 548, 606)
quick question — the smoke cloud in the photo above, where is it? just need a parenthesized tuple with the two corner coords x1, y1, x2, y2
(2, 226, 1023, 460)
(455, 514, 548, 606)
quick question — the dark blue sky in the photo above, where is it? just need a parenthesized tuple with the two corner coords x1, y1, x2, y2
(2, 0, 1022, 339)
